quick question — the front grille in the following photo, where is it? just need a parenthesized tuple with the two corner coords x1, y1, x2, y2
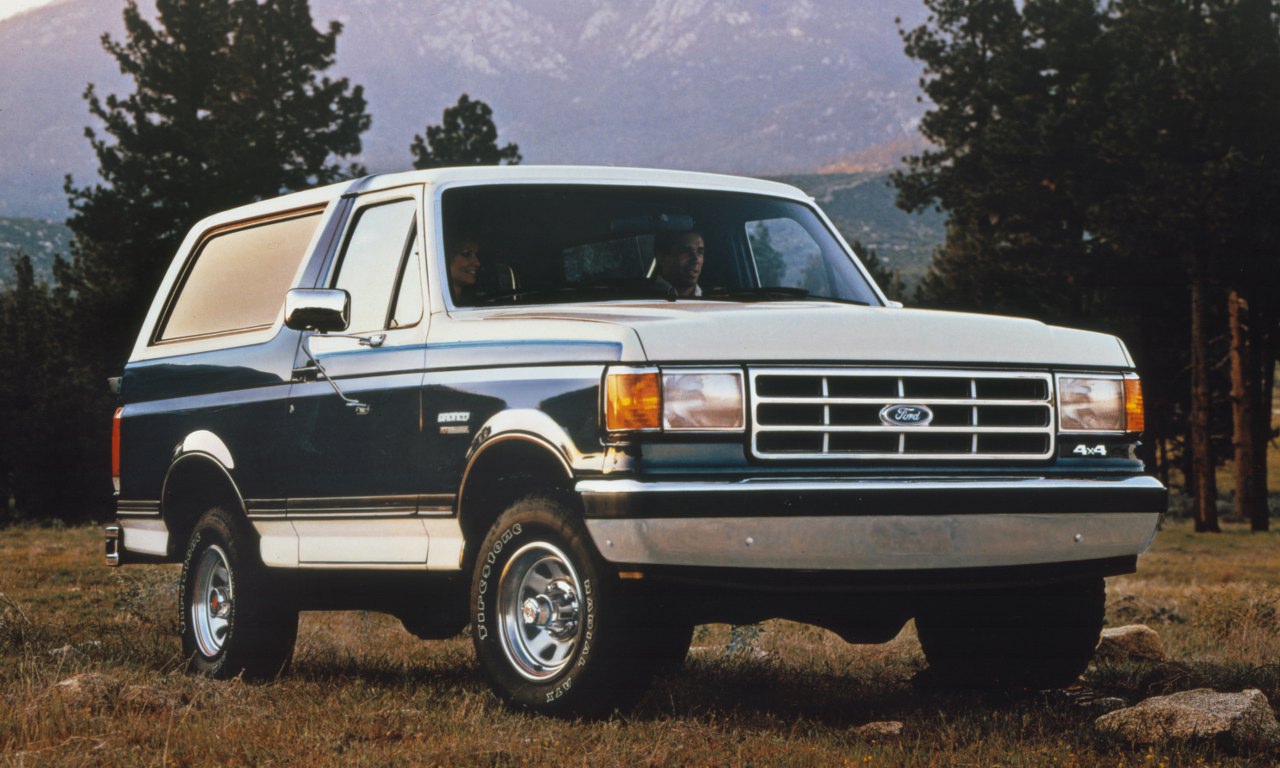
(750, 368, 1054, 461)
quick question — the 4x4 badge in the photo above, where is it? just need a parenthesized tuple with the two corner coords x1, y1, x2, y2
(879, 404, 934, 427)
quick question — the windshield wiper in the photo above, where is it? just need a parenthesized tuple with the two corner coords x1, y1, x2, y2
(704, 286, 810, 301)
(474, 283, 669, 306)
(702, 287, 870, 306)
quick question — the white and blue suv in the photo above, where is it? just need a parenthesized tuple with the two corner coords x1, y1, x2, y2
(106, 166, 1166, 715)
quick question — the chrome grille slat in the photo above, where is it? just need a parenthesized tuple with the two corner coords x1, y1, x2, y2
(750, 368, 1055, 461)
(755, 426, 1050, 433)
(757, 397, 1048, 406)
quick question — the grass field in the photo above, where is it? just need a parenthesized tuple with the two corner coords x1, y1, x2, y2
(3, 520, 1279, 767)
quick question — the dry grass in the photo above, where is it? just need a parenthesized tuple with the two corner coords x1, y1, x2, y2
(2, 520, 1279, 766)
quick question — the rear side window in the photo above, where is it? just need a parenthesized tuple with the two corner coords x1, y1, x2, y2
(158, 211, 322, 342)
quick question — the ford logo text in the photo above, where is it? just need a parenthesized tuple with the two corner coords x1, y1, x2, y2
(879, 404, 935, 427)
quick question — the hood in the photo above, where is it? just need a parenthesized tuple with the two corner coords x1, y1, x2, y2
(442, 302, 1132, 369)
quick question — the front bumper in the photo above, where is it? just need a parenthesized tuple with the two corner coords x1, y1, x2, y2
(578, 475, 1166, 575)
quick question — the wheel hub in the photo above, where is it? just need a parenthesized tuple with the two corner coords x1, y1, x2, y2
(190, 544, 233, 658)
(497, 542, 586, 681)
(209, 587, 231, 618)
(520, 580, 579, 636)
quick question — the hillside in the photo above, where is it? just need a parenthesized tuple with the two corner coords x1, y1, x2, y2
(773, 172, 942, 286)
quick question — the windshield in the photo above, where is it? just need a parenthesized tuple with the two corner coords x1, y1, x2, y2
(439, 183, 882, 308)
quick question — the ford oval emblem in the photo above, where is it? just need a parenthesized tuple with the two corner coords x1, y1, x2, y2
(879, 404, 934, 427)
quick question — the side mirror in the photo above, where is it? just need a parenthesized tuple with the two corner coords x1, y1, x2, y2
(887, 300, 904, 309)
(285, 288, 350, 333)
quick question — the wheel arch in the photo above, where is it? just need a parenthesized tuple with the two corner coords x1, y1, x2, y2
(161, 451, 248, 560)
(457, 428, 578, 566)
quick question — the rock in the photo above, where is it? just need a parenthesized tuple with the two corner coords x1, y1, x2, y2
(45, 673, 119, 711)
(120, 684, 187, 711)
(851, 721, 904, 739)
(1094, 688, 1280, 750)
(1094, 625, 1166, 662)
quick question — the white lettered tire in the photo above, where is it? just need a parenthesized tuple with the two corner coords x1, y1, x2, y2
(470, 493, 653, 716)
(179, 507, 298, 680)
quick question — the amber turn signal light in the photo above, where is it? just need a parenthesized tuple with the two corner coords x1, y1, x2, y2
(1124, 377, 1144, 434)
(605, 370, 661, 431)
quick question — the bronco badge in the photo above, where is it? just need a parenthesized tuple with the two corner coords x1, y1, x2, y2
(879, 404, 934, 427)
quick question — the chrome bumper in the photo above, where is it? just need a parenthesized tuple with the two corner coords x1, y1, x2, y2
(577, 476, 1165, 572)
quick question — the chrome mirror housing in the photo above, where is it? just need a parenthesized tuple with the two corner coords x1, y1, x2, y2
(285, 288, 350, 333)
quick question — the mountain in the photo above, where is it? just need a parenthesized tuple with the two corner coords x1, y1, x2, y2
(775, 171, 941, 287)
(0, 0, 930, 219)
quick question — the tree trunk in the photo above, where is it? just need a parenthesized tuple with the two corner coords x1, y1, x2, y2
(1252, 323, 1276, 530)
(1190, 269, 1220, 532)
(1228, 291, 1265, 530)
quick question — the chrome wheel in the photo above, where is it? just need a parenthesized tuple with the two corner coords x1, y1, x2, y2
(191, 544, 233, 658)
(497, 541, 583, 681)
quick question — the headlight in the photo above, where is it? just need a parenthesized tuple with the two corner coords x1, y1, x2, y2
(605, 367, 744, 433)
(662, 371, 744, 430)
(1057, 375, 1144, 433)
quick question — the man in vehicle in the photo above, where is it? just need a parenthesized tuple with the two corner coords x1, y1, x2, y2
(653, 230, 704, 297)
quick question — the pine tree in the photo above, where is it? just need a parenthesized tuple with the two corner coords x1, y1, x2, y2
(893, 0, 1280, 525)
(33, 0, 370, 520)
(851, 240, 906, 301)
(0, 256, 91, 519)
(1091, 0, 1280, 529)
(894, 0, 1111, 326)
(411, 94, 522, 169)
(64, 0, 369, 371)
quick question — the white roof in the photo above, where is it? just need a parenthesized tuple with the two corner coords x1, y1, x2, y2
(193, 165, 809, 232)
(361, 164, 806, 199)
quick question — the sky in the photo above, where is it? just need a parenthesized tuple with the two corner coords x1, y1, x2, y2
(0, 0, 58, 23)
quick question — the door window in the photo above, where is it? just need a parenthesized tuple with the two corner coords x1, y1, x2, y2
(331, 199, 421, 333)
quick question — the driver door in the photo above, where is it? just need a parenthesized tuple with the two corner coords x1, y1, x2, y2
(285, 187, 431, 564)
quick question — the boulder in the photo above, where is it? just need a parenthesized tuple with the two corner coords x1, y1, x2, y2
(1094, 624, 1166, 662)
(1094, 688, 1280, 750)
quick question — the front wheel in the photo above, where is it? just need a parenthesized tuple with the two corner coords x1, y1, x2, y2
(179, 507, 298, 680)
(915, 577, 1105, 690)
(471, 494, 654, 716)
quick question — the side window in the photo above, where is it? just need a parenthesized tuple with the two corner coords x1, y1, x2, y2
(330, 199, 420, 333)
(158, 211, 322, 342)
(746, 218, 832, 295)
(390, 242, 423, 328)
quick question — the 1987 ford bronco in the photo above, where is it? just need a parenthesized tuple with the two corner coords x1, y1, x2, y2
(107, 166, 1166, 714)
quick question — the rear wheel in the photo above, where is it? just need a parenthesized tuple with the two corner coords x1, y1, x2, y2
(471, 493, 656, 716)
(915, 577, 1105, 690)
(179, 507, 298, 680)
